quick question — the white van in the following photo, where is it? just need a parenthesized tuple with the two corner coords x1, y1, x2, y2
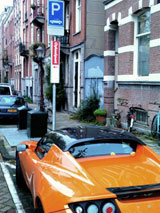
(0, 83, 13, 95)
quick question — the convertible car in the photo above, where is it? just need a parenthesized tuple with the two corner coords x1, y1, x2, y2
(16, 126, 160, 212)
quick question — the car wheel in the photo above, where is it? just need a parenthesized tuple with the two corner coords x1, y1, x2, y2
(35, 199, 44, 213)
(16, 151, 25, 187)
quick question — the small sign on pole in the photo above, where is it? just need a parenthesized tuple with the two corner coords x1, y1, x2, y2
(47, 0, 64, 36)
(51, 40, 60, 84)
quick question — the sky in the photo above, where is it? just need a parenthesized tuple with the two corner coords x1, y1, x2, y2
(0, 0, 13, 14)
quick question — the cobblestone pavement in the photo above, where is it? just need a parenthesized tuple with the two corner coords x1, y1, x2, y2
(0, 156, 16, 213)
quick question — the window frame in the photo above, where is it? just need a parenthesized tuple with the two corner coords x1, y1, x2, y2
(75, 0, 81, 33)
(135, 108, 148, 125)
(134, 9, 151, 77)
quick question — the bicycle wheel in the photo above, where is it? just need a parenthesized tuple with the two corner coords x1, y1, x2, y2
(151, 115, 157, 138)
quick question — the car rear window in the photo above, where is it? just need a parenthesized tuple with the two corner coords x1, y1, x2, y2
(0, 87, 11, 95)
(68, 141, 136, 158)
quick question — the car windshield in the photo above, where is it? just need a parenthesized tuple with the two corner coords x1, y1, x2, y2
(0, 96, 17, 105)
(68, 141, 136, 158)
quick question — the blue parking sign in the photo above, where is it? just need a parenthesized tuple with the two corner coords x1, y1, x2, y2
(47, 0, 64, 36)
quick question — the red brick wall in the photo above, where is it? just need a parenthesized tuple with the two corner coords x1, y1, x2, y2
(104, 0, 160, 128)
(118, 52, 133, 75)
(104, 30, 116, 50)
(119, 22, 134, 47)
(69, 0, 86, 47)
(104, 88, 114, 115)
(150, 46, 160, 74)
(104, 56, 115, 76)
(116, 85, 160, 127)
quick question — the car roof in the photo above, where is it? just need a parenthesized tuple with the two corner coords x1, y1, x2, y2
(48, 126, 145, 151)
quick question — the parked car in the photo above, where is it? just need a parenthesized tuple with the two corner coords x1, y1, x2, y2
(16, 126, 160, 212)
(0, 83, 13, 95)
(0, 95, 26, 122)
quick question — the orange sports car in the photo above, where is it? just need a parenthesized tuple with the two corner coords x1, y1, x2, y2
(16, 126, 160, 213)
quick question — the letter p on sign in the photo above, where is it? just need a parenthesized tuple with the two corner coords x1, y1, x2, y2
(52, 3, 60, 15)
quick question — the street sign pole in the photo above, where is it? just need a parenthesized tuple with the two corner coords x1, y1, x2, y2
(47, 0, 64, 131)
(52, 36, 56, 130)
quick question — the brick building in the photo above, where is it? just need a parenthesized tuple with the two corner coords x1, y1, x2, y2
(1, 6, 14, 84)
(104, 0, 160, 130)
(62, 0, 105, 111)
(14, 0, 23, 94)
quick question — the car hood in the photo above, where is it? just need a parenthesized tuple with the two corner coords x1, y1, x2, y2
(0, 104, 16, 108)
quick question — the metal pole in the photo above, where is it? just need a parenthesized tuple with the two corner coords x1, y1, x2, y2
(52, 36, 56, 130)
(40, 62, 44, 111)
(52, 83, 56, 130)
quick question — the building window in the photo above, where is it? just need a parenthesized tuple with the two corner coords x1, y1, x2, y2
(73, 50, 81, 108)
(65, 3, 69, 32)
(135, 109, 148, 125)
(75, 0, 81, 33)
(136, 10, 150, 76)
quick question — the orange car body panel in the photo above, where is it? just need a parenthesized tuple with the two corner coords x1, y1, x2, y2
(19, 141, 160, 212)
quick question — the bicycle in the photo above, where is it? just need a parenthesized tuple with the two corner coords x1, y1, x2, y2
(151, 106, 160, 145)
(109, 110, 122, 128)
(127, 107, 135, 132)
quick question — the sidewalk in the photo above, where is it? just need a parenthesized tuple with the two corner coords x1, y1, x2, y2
(0, 110, 160, 212)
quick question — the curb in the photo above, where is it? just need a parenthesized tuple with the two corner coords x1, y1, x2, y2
(0, 134, 16, 160)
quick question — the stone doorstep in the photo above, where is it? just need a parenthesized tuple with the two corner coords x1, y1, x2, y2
(0, 134, 16, 160)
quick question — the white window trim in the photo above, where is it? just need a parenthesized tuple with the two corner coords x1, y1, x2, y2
(133, 10, 151, 78)
(65, 4, 69, 31)
(103, 76, 115, 81)
(104, 0, 122, 10)
(75, 0, 81, 33)
(117, 73, 160, 82)
(118, 45, 134, 53)
(73, 50, 81, 108)
(150, 38, 160, 47)
(104, 50, 115, 56)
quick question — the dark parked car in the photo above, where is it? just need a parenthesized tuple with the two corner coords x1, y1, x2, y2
(0, 95, 27, 122)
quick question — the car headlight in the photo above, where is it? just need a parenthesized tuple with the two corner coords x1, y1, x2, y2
(75, 205, 83, 213)
(102, 202, 116, 213)
(87, 204, 99, 213)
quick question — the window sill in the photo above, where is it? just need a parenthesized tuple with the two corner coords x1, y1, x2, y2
(72, 31, 81, 36)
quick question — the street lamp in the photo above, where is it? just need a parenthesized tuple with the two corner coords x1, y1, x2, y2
(36, 46, 45, 59)
(36, 45, 45, 111)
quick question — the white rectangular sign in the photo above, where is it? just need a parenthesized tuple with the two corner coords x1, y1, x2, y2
(47, 0, 64, 36)
(51, 40, 60, 83)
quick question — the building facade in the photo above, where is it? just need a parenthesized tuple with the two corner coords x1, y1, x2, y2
(62, 0, 105, 112)
(14, 0, 23, 94)
(104, 0, 160, 130)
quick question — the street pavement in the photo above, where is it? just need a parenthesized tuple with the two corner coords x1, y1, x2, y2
(0, 109, 160, 212)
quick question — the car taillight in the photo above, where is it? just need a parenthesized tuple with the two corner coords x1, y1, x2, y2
(87, 204, 99, 213)
(75, 205, 83, 213)
(102, 202, 116, 213)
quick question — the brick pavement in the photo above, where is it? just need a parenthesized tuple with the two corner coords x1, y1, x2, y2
(0, 156, 16, 213)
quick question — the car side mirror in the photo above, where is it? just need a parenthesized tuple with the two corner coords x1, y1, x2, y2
(17, 144, 27, 152)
